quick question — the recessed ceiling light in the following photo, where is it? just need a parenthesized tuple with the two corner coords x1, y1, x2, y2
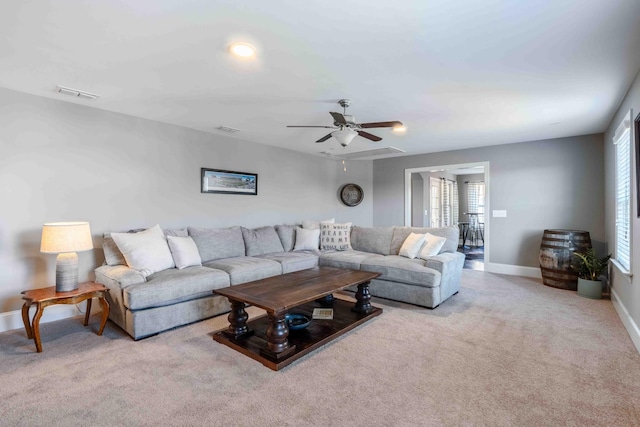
(229, 42, 256, 58)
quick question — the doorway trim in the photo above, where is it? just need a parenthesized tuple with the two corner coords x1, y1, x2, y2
(404, 161, 490, 264)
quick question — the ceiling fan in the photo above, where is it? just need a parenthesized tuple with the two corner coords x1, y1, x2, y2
(287, 99, 403, 147)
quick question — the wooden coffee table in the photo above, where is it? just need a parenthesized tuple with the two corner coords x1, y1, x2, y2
(213, 267, 381, 370)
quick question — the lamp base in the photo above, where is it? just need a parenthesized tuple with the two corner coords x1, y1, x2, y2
(55, 252, 79, 292)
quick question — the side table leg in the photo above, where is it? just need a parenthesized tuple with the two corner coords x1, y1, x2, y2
(98, 296, 109, 335)
(84, 298, 92, 326)
(353, 281, 373, 314)
(223, 300, 250, 339)
(22, 303, 33, 339)
(32, 303, 45, 353)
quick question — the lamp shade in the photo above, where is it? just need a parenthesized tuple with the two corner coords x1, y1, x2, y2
(331, 128, 358, 147)
(40, 222, 93, 254)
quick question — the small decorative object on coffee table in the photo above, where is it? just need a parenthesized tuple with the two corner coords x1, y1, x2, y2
(21, 282, 109, 353)
(213, 267, 381, 370)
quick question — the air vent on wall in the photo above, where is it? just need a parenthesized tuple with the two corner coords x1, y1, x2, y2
(320, 146, 405, 160)
(55, 85, 99, 100)
(215, 126, 241, 133)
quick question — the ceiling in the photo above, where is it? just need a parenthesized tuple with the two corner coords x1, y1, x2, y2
(1, 1, 640, 159)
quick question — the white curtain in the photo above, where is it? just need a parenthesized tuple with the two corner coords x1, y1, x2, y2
(453, 181, 459, 224)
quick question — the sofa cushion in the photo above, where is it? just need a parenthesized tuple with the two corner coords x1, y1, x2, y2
(111, 225, 175, 277)
(294, 228, 321, 251)
(167, 236, 202, 269)
(188, 226, 245, 263)
(419, 233, 447, 258)
(320, 222, 352, 251)
(257, 251, 319, 274)
(123, 266, 230, 310)
(351, 226, 394, 255)
(241, 226, 285, 256)
(319, 250, 382, 270)
(360, 255, 441, 288)
(302, 218, 334, 229)
(398, 232, 426, 259)
(164, 228, 188, 237)
(204, 257, 282, 285)
(391, 226, 459, 255)
(275, 224, 296, 252)
(103, 233, 127, 266)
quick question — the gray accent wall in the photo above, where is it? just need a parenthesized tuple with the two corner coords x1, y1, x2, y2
(373, 135, 604, 267)
(0, 87, 373, 314)
(604, 68, 640, 343)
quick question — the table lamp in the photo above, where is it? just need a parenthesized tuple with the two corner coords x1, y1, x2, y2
(40, 221, 93, 292)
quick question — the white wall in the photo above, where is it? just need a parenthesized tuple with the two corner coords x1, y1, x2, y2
(604, 68, 640, 351)
(373, 135, 605, 268)
(0, 87, 373, 316)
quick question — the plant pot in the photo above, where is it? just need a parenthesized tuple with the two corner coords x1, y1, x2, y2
(577, 278, 603, 299)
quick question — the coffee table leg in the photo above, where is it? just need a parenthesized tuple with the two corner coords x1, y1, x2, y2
(224, 299, 250, 339)
(352, 281, 373, 314)
(265, 312, 290, 354)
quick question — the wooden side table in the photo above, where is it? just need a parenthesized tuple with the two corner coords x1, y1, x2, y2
(21, 282, 110, 353)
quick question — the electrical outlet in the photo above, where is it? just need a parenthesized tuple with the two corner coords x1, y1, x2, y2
(493, 210, 507, 217)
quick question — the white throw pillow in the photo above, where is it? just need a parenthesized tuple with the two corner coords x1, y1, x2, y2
(399, 232, 426, 259)
(111, 224, 175, 277)
(419, 233, 448, 259)
(320, 222, 352, 251)
(302, 218, 335, 230)
(167, 236, 202, 269)
(294, 227, 321, 251)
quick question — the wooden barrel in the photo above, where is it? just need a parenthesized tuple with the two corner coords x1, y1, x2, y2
(539, 229, 591, 290)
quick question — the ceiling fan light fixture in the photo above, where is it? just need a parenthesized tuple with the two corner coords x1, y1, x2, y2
(229, 42, 256, 57)
(331, 128, 358, 147)
(393, 125, 406, 133)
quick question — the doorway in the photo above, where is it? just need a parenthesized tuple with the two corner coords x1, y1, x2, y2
(404, 162, 489, 270)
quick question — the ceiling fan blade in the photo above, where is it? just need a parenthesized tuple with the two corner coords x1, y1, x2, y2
(357, 130, 382, 142)
(316, 133, 333, 143)
(330, 112, 347, 125)
(359, 121, 403, 129)
(287, 125, 335, 128)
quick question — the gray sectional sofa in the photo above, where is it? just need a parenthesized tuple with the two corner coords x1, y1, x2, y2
(95, 224, 464, 340)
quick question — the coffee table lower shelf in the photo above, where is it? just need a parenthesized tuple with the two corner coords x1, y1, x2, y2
(213, 298, 382, 371)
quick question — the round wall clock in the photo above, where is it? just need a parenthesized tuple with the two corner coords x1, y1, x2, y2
(340, 183, 364, 207)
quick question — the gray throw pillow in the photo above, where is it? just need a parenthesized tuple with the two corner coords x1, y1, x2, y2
(103, 233, 127, 266)
(351, 226, 394, 255)
(241, 226, 285, 256)
(188, 226, 245, 262)
(275, 224, 296, 252)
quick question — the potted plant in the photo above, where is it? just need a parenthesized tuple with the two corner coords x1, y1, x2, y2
(571, 248, 611, 299)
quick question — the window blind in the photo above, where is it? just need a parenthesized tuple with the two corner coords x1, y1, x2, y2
(614, 115, 632, 272)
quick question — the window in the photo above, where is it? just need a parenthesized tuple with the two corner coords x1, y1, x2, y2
(614, 112, 632, 273)
(430, 177, 440, 227)
(467, 181, 485, 224)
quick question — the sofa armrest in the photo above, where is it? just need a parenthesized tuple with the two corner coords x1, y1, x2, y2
(95, 265, 146, 289)
(424, 252, 464, 274)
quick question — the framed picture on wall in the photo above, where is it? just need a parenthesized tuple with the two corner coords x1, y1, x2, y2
(636, 113, 640, 217)
(201, 168, 258, 195)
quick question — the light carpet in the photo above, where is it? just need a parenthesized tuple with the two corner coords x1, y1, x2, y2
(1, 270, 639, 427)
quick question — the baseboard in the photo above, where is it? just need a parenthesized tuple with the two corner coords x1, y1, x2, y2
(611, 288, 640, 354)
(484, 262, 542, 279)
(0, 304, 86, 334)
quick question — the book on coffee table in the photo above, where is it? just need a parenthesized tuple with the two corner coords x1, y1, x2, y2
(312, 308, 334, 320)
